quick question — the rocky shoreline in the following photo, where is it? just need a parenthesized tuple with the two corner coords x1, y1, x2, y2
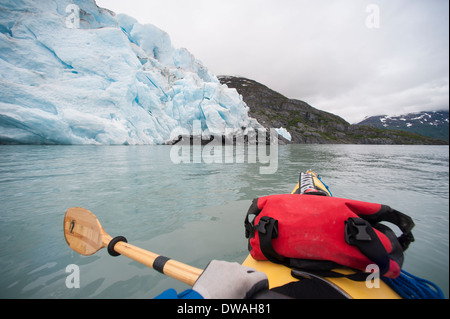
(218, 76, 448, 145)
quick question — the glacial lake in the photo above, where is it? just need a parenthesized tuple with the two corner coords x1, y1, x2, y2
(0, 144, 448, 298)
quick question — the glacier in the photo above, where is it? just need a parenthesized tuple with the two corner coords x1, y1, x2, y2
(275, 127, 291, 142)
(0, 0, 260, 144)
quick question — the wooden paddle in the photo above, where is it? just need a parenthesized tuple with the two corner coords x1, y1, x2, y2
(63, 207, 203, 286)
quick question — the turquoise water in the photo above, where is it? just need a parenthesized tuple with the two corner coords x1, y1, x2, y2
(0, 144, 448, 298)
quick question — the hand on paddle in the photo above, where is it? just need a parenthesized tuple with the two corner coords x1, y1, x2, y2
(193, 260, 269, 299)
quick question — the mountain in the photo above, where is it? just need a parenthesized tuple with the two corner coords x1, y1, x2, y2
(1, 1, 446, 146)
(219, 76, 448, 145)
(356, 111, 449, 142)
(0, 0, 259, 145)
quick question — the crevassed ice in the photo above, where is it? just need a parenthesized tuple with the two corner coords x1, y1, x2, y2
(275, 127, 291, 141)
(0, 0, 261, 144)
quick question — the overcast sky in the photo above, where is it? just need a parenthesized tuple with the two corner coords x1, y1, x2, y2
(96, 0, 449, 124)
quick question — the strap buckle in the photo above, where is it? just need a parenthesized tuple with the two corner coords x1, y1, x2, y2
(345, 217, 371, 245)
(256, 216, 279, 239)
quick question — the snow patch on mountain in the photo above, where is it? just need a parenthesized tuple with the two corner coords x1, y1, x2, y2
(357, 110, 449, 142)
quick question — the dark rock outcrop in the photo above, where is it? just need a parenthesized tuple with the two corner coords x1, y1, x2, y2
(219, 76, 447, 145)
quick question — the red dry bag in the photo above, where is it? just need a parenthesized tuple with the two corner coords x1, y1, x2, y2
(244, 194, 414, 278)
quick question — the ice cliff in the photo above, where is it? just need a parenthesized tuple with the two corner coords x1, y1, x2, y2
(0, 0, 259, 144)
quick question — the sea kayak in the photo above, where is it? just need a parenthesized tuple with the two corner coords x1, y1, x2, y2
(242, 171, 402, 299)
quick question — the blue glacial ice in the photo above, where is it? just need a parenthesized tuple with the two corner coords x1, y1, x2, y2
(0, 0, 261, 144)
(275, 127, 291, 141)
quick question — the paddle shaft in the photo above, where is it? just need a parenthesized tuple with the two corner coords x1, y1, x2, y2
(106, 236, 203, 286)
(64, 208, 284, 298)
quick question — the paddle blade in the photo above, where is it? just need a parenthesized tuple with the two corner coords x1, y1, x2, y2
(64, 207, 107, 255)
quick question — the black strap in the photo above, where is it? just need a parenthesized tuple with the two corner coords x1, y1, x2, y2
(345, 217, 391, 275)
(271, 278, 349, 299)
(256, 216, 288, 264)
(289, 259, 369, 281)
(245, 198, 261, 240)
(107, 236, 128, 257)
(360, 205, 415, 251)
(292, 268, 369, 282)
